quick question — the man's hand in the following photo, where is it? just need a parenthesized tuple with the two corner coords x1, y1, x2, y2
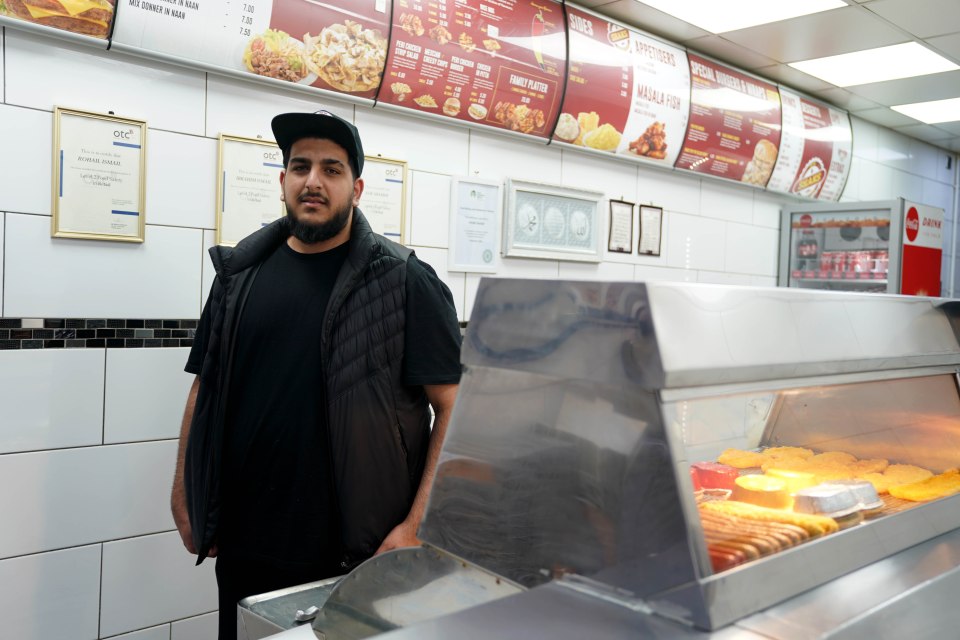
(375, 519, 421, 555)
(171, 376, 217, 558)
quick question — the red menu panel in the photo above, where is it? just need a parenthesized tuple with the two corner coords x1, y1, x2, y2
(377, 0, 565, 138)
(676, 54, 782, 184)
(556, 7, 689, 167)
(767, 88, 852, 201)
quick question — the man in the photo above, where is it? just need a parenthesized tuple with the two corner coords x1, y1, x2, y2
(171, 110, 462, 639)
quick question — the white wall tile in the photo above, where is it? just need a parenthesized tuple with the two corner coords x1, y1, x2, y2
(146, 130, 217, 229)
(0, 213, 4, 309)
(5, 31, 205, 135)
(464, 273, 482, 321)
(409, 246, 466, 322)
(752, 192, 785, 229)
(697, 270, 753, 285)
(851, 117, 879, 162)
(0, 105, 52, 215)
(0, 545, 101, 640)
(558, 260, 634, 281)
(358, 107, 470, 176)
(699, 180, 754, 225)
(935, 148, 957, 186)
(892, 169, 924, 202)
(0, 441, 176, 559)
(407, 171, 452, 248)
(560, 150, 637, 204)
(205, 74, 350, 140)
(496, 257, 561, 279)
(840, 157, 863, 202)
(908, 138, 939, 180)
(875, 127, 913, 173)
(4, 213, 202, 319)
(202, 229, 216, 309)
(110, 625, 171, 640)
(0, 28, 4, 103)
(101, 532, 217, 638)
(634, 265, 697, 283)
(171, 612, 218, 640)
(923, 179, 956, 220)
(468, 130, 561, 184)
(0, 349, 104, 454)
(858, 159, 895, 200)
(751, 275, 778, 287)
(725, 223, 779, 276)
(637, 167, 701, 216)
(105, 348, 194, 444)
(665, 212, 725, 271)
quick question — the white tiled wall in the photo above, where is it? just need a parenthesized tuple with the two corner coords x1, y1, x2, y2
(0, 18, 957, 640)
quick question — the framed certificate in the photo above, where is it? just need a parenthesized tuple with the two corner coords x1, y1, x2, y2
(638, 205, 664, 256)
(52, 107, 147, 242)
(608, 199, 634, 254)
(216, 134, 285, 246)
(449, 177, 501, 273)
(362, 156, 407, 243)
(504, 179, 604, 263)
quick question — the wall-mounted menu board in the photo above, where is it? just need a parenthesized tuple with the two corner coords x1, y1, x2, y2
(676, 54, 782, 186)
(554, 6, 689, 168)
(766, 88, 852, 201)
(0, 0, 116, 40)
(376, 0, 565, 138)
(112, 0, 390, 99)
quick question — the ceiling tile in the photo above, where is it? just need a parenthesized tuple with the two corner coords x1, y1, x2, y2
(865, 0, 960, 39)
(845, 70, 960, 105)
(720, 7, 907, 63)
(892, 123, 957, 143)
(934, 121, 960, 135)
(816, 88, 884, 111)
(856, 107, 922, 128)
(753, 64, 835, 93)
(684, 35, 779, 70)
(926, 33, 960, 63)
(593, 1, 712, 42)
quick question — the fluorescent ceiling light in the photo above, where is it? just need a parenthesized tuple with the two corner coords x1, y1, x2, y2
(891, 97, 960, 124)
(636, 0, 845, 33)
(789, 43, 959, 87)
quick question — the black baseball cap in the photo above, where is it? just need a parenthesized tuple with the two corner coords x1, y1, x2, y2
(271, 110, 364, 177)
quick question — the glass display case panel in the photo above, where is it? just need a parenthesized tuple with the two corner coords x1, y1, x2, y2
(786, 206, 893, 292)
(666, 373, 960, 576)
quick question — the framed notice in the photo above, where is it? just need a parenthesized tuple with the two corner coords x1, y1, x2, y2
(504, 179, 603, 263)
(608, 199, 634, 254)
(362, 156, 407, 243)
(216, 134, 285, 246)
(449, 177, 501, 273)
(53, 107, 146, 243)
(638, 205, 663, 256)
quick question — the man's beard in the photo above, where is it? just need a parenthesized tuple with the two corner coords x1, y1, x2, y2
(285, 198, 352, 244)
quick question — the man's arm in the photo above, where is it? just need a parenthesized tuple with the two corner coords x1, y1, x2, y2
(171, 376, 217, 557)
(375, 383, 458, 553)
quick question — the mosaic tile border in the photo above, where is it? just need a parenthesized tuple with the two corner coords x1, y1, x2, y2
(0, 318, 197, 350)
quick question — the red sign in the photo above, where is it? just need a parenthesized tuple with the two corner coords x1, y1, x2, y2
(675, 54, 782, 184)
(376, 0, 566, 138)
(905, 206, 920, 242)
(901, 202, 943, 297)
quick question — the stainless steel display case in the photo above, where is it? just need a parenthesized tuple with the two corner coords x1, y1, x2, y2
(240, 280, 960, 638)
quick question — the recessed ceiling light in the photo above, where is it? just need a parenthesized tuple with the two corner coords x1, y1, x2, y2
(636, 0, 846, 33)
(891, 97, 960, 124)
(789, 43, 959, 87)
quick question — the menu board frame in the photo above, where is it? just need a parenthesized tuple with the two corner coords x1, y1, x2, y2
(362, 155, 407, 244)
(638, 205, 663, 256)
(449, 176, 501, 274)
(215, 134, 285, 247)
(608, 199, 634, 254)
(52, 107, 147, 243)
(503, 179, 604, 263)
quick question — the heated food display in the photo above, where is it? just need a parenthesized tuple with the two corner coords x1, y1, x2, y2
(694, 445, 960, 572)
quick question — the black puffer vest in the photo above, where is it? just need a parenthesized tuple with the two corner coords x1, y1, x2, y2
(184, 209, 431, 567)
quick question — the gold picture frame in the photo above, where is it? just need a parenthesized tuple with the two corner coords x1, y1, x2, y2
(362, 155, 407, 244)
(52, 107, 147, 242)
(215, 134, 285, 246)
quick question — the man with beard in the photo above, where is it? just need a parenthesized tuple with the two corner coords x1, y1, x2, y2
(170, 111, 462, 639)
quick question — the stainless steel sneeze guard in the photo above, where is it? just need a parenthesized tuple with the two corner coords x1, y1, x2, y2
(240, 279, 960, 637)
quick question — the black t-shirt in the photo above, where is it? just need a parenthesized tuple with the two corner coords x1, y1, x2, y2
(185, 240, 462, 570)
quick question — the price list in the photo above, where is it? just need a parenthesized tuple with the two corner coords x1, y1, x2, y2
(377, 0, 565, 138)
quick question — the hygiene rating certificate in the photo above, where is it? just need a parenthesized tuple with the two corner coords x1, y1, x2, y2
(53, 107, 147, 242)
(216, 134, 285, 246)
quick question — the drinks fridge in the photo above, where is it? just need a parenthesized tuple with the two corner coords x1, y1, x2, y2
(779, 199, 945, 296)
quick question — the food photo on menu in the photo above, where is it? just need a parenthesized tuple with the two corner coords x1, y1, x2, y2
(241, 1, 389, 98)
(0, 0, 115, 38)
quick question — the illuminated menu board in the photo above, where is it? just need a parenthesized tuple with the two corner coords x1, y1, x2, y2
(767, 88, 852, 201)
(112, 0, 391, 100)
(0, 0, 116, 40)
(676, 54, 782, 186)
(376, 0, 566, 138)
(555, 7, 689, 167)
